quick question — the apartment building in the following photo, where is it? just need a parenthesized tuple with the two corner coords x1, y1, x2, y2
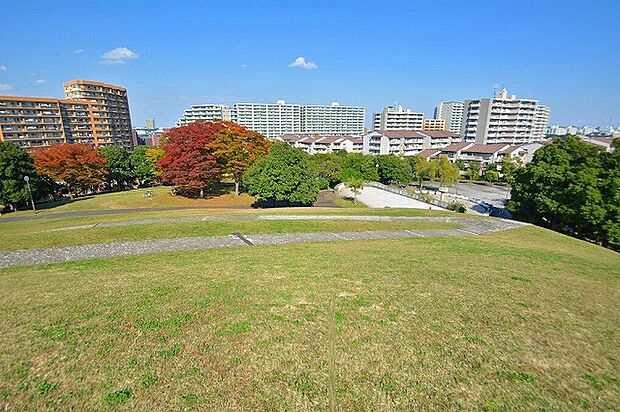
(363, 130, 460, 157)
(232, 101, 302, 139)
(176, 104, 232, 126)
(434, 101, 464, 134)
(279, 134, 363, 154)
(176, 101, 364, 139)
(461, 89, 550, 144)
(432, 141, 543, 165)
(63, 80, 133, 147)
(372, 105, 424, 131)
(302, 102, 365, 136)
(0, 80, 132, 149)
(423, 118, 446, 131)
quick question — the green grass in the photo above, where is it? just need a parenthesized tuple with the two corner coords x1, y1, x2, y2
(1, 186, 254, 218)
(334, 197, 368, 208)
(0, 207, 462, 252)
(1, 223, 619, 410)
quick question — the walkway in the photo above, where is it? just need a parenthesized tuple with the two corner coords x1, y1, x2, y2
(0, 215, 526, 269)
(341, 185, 444, 210)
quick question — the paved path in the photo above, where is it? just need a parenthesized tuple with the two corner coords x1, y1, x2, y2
(0, 215, 526, 269)
(354, 186, 444, 210)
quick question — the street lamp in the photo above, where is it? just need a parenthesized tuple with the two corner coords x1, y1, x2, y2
(24, 176, 36, 212)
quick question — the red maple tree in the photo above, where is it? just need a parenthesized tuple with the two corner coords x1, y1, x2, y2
(209, 121, 271, 195)
(157, 122, 222, 197)
(33, 143, 108, 197)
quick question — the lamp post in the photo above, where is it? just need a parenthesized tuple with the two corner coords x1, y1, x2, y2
(24, 176, 36, 212)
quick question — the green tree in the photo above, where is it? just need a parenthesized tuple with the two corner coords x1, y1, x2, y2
(243, 143, 319, 205)
(436, 155, 460, 187)
(412, 157, 437, 188)
(484, 170, 499, 184)
(499, 156, 520, 183)
(100, 146, 132, 190)
(376, 155, 412, 186)
(0, 142, 37, 211)
(507, 136, 616, 248)
(454, 159, 466, 171)
(346, 176, 364, 203)
(130, 146, 162, 186)
(466, 161, 481, 180)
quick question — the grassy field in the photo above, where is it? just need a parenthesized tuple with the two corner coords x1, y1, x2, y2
(0, 186, 255, 218)
(1, 214, 619, 410)
(0, 215, 459, 252)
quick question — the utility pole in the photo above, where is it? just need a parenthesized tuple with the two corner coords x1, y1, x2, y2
(24, 176, 36, 212)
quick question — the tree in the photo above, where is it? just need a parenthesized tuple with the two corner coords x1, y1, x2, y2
(100, 146, 131, 190)
(436, 155, 460, 187)
(412, 157, 437, 188)
(484, 170, 499, 184)
(130, 146, 163, 186)
(34, 143, 108, 197)
(0, 142, 37, 210)
(209, 121, 270, 195)
(157, 122, 222, 197)
(499, 156, 521, 183)
(244, 142, 319, 205)
(376, 155, 412, 186)
(466, 161, 481, 180)
(346, 176, 364, 203)
(507, 136, 617, 249)
(455, 159, 466, 171)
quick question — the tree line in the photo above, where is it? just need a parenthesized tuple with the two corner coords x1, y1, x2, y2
(508, 136, 620, 250)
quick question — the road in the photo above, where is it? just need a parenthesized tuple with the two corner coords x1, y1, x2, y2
(423, 182, 511, 208)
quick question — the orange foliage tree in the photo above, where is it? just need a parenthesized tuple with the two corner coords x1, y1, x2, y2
(33, 143, 108, 197)
(157, 121, 270, 197)
(210, 121, 271, 195)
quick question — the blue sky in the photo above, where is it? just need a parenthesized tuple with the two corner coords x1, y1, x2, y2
(1, 0, 619, 128)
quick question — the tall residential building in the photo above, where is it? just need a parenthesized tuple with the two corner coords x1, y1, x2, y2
(63, 80, 133, 148)
(232, 101, 303, 139)
(301, 102, 365, 136)
(434, 101, 464, 134)
(176, 104, 232, 126)
(372, 105, 424, 131)
(176, 100, 365, 139)
(0, 80, 132, 149)
(461, 89, 550, 144)
(423, 118, 446, 131)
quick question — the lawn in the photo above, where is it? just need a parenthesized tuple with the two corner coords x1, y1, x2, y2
(0, 215, 459, 252)
(1, 221, 619, 410)
(0, 186, 255, 218)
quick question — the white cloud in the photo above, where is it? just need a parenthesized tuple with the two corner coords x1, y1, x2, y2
(0, 65, 6, 72)
(33, 79, 46, 85)
(73, 48, 84, 54)
(288, 56, 317, 70)
(240, 64, 248, 68)
(99, 47, 138, 65)
(0, 84, 13, 92)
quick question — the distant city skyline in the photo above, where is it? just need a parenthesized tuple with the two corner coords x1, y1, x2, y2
(1, 0, 618, 128)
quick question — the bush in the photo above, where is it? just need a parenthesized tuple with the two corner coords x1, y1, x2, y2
(447, 201, 467, 213)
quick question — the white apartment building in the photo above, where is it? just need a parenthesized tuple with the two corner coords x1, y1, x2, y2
(176, 104, 231, 126)
(176, 100, 364, 139)
(434, 101, 464, 134)
(362, 130, 460, 157)
(301, 102, 365, 136)
(372, 105, 424, 131)
(232, 101, 302, 139)
(461, 89, 550, 144)
(279, 134, 363, 154)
